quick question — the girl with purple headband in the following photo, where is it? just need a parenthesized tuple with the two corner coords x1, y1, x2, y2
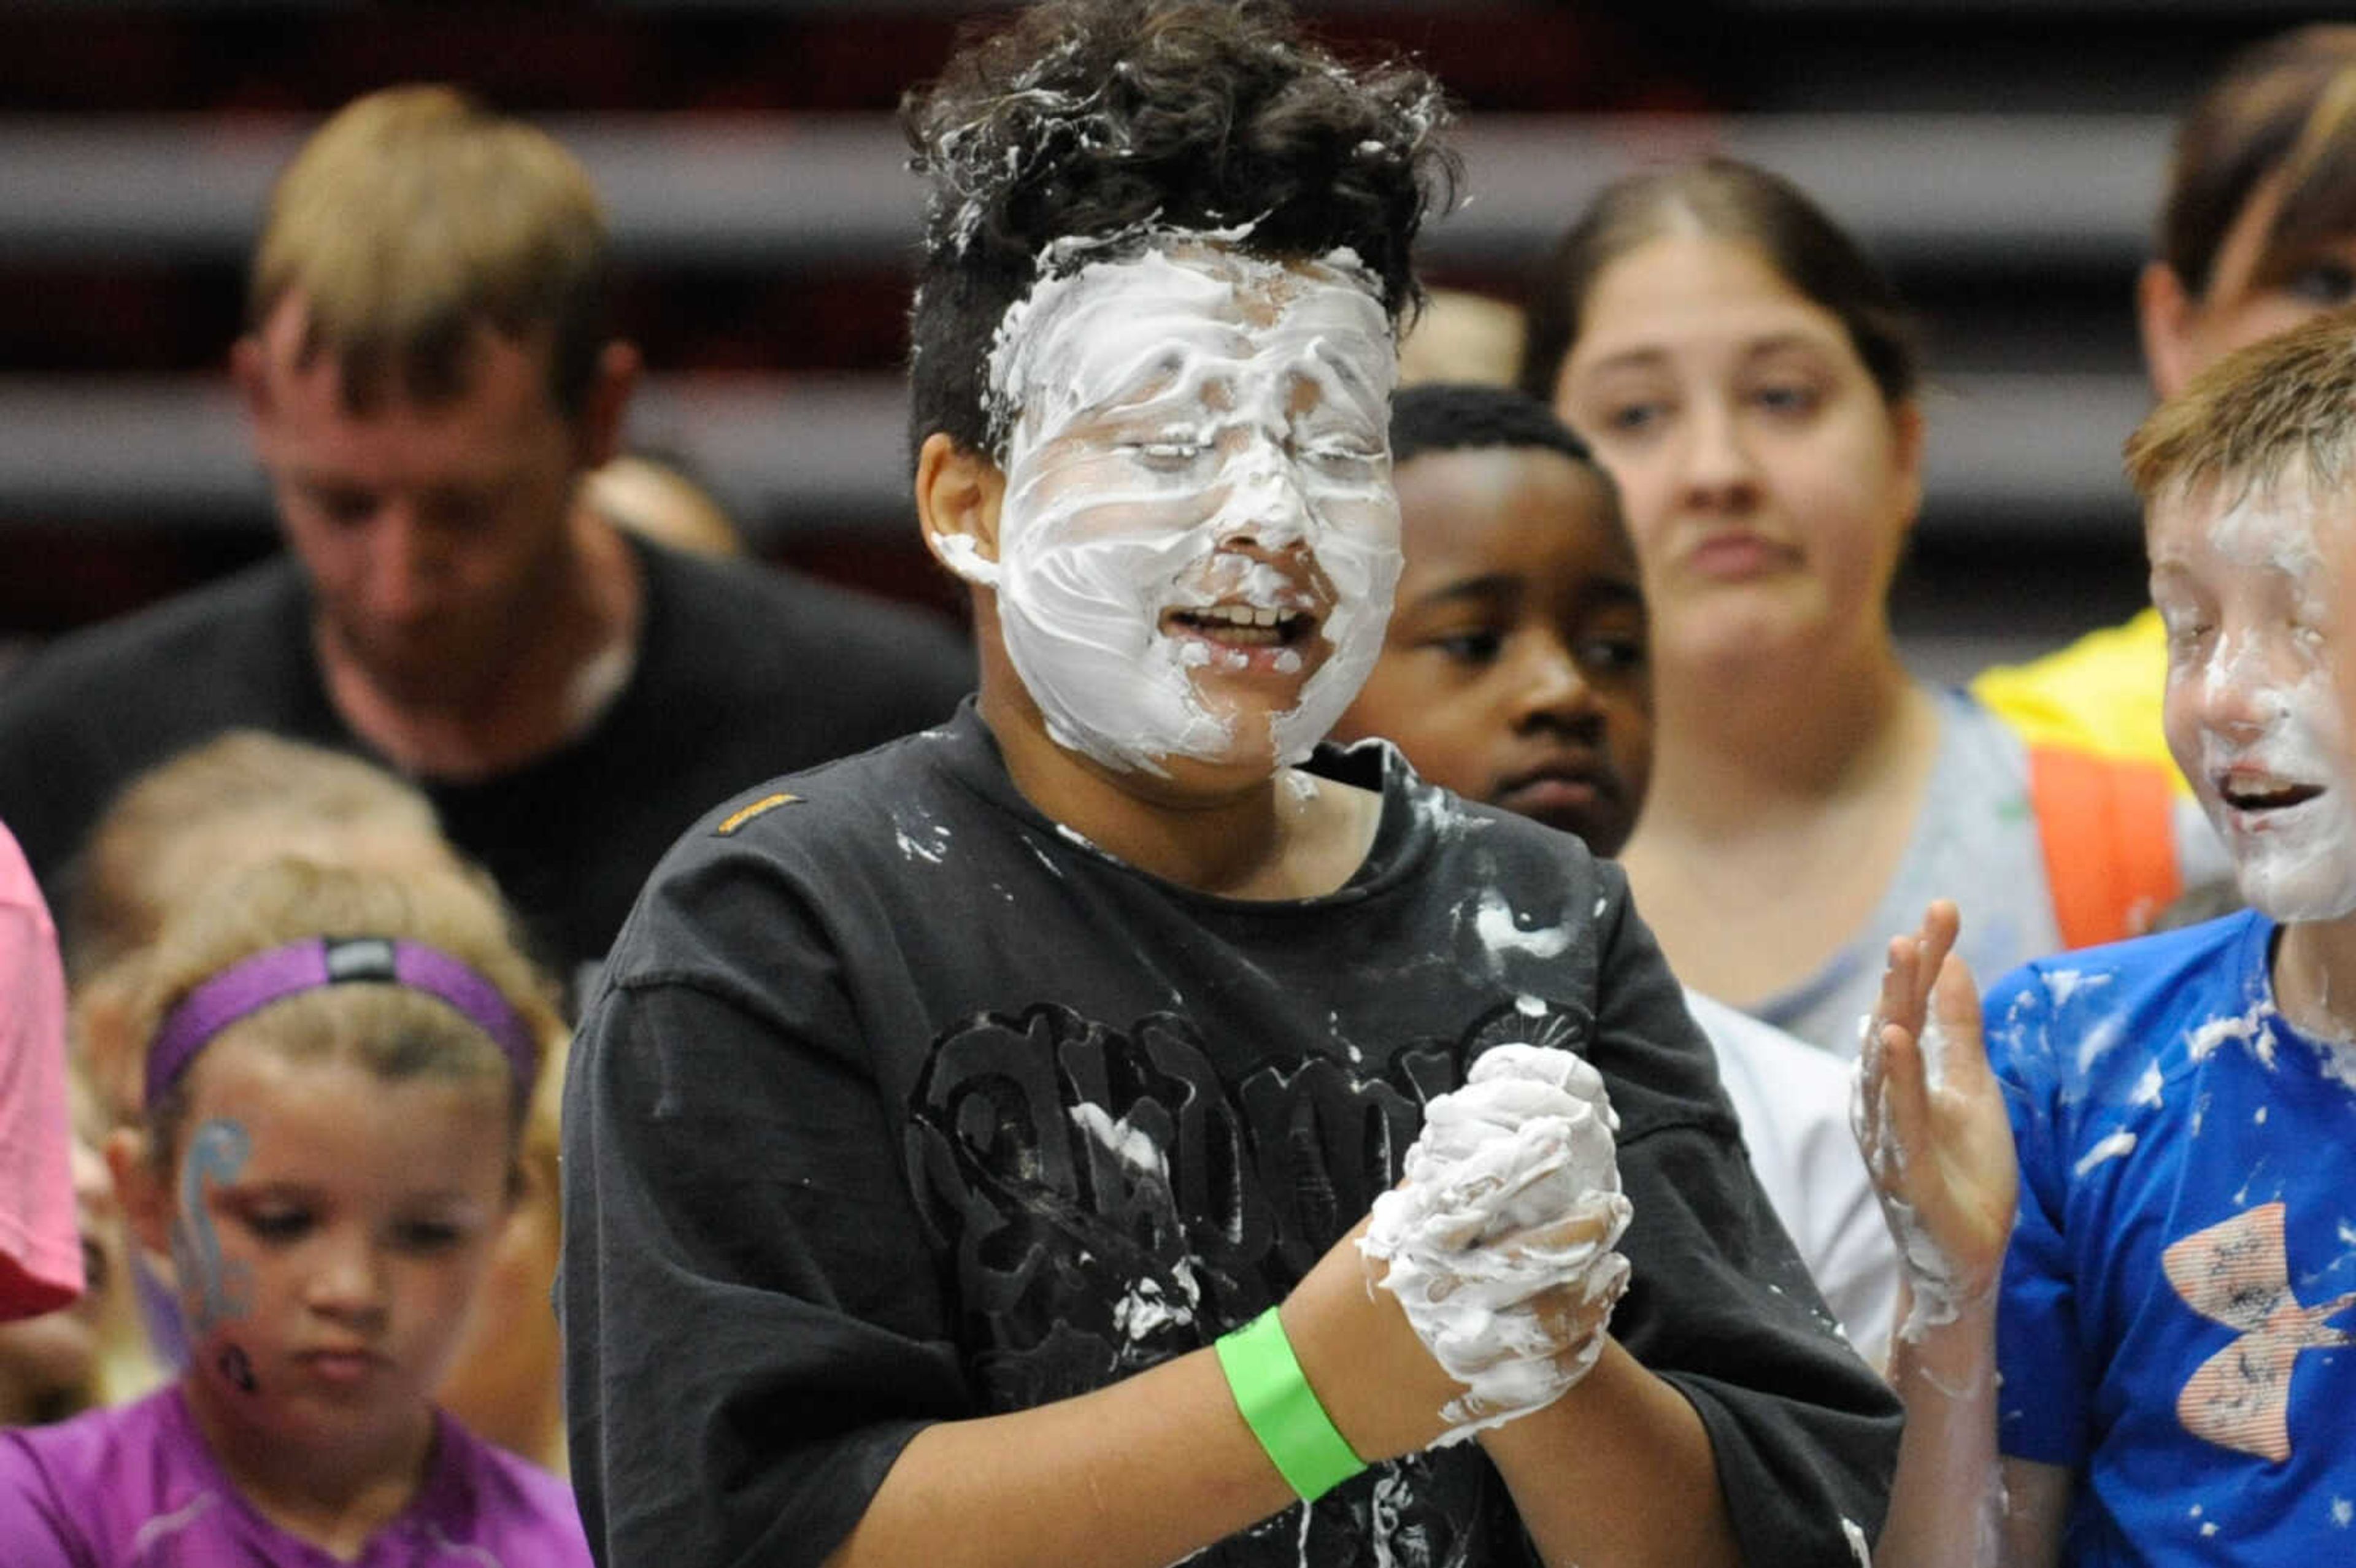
(0, 854, 589, 1566)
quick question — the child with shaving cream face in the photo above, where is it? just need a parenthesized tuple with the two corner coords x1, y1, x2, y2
(2155, 483, 2356, 922)
(934, 241, 1404, 783)
(935, 236, 1649, 1447)
(1862, 311, 2356, 1568)
(560, 6, 1901, 1567)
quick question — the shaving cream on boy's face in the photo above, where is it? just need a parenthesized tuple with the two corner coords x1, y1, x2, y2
(2155, 486, 2356, 923)
(947, 242, 1403, 777)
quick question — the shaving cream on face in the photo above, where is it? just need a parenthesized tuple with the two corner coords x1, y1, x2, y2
(955, 242, 1402, 776)
(2157, 490, 2356, 923)
(1361, 1043, 1631, 1443)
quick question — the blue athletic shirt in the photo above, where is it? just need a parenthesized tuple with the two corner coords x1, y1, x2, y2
(1988, 910, 2356, 1566)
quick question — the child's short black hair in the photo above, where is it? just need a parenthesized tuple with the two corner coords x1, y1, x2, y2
(901, 0, 1456, 461)
(1390, 383, 1631, 558)
(1390, 382, 1598, 469)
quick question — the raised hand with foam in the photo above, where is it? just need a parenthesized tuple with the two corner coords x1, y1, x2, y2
(1850, 901, 2015, 1350)
(1360, 1043, 1632, 1443)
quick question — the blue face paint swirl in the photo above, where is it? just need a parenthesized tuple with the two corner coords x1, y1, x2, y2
(172, 1118, 253, 1339)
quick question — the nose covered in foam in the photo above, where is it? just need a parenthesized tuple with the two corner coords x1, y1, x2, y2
(950, 240, 1404, 778)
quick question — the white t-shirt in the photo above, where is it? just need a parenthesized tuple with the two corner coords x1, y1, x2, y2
(1684, 988, 1896, 1369)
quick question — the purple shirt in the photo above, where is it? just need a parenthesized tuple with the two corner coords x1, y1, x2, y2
(0, 1385, 590, 1566)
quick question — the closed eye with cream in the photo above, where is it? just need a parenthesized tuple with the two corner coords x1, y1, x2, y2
(938, 240, 1403, 777)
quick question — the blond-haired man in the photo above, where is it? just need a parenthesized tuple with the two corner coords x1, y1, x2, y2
(0, 86, 971, 995)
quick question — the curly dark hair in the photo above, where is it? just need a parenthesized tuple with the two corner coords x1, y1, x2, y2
(902, 0, 1457, 461)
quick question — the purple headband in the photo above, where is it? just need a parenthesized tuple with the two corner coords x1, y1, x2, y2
(145, 936, 537, 1110)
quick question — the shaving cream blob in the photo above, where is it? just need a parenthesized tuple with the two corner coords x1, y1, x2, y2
(944, 240, 1402, 775)
(2157, 490, 2356, 923)
(1361, 1043, 1630, 1443)
(1851, 1009, 1974, 1346)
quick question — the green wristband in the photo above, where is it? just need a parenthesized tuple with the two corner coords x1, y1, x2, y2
(1214, 1306, 1366, 1502)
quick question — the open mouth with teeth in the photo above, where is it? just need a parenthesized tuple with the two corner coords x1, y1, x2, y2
(2220, 778, 2325, 813)
(1160, 602, 1317, 648)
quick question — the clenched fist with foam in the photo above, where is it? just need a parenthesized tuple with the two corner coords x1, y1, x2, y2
(1360, 1043, 1632, 1444)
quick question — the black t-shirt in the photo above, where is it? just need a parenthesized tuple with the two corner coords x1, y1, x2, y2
(560, 703, 1901, 1568)
(0, 540, 974, 991)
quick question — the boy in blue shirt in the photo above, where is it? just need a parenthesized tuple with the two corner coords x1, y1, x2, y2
(1863, 310, 2356, 1566)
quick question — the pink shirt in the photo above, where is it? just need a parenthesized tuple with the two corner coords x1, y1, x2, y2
(0, 819, 76, 1320)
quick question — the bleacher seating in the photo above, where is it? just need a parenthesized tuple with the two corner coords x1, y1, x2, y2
(0, 0, 2306, 673)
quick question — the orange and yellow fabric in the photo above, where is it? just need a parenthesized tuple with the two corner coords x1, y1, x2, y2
(1971, 608, 2182, 791)
(1974, 608, 2204, 947)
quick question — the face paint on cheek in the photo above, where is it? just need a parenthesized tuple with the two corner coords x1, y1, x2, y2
(171, 1118, 253, 1339)
(972, 242, 1402, 775)
(217, 1343, 258, 1395)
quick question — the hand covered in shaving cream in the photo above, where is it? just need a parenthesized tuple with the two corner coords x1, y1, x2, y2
(1360, 1043, 1631, 1443)
(1852, 901, 2017, 1345)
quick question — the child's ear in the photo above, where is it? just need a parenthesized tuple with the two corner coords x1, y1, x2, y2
(104, 1128, 172, 1263)
(915, 433, 1008, 586)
